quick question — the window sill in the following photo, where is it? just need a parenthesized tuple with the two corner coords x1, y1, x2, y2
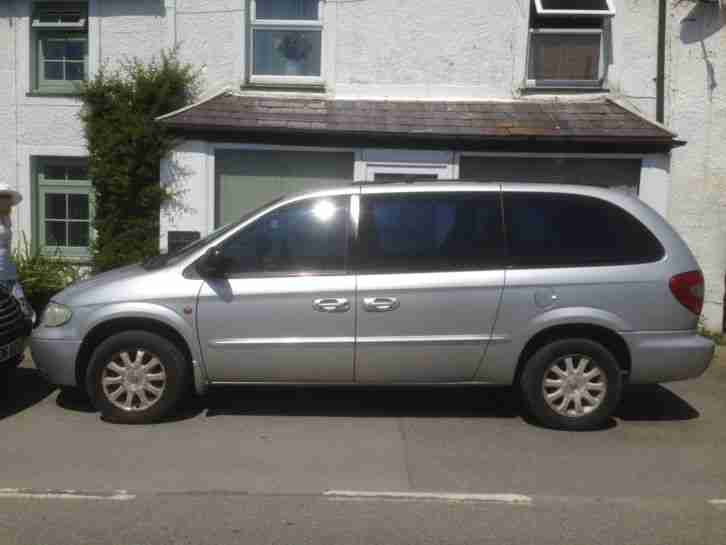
(39, 253, 91, 265)
(520, 86, 610, 95)
(26, 91, 82, 98)
(247, 75, 325, 90)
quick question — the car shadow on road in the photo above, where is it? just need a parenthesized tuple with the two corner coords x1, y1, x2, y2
(203, 385, 522, 419)
(69, 386, 520, 424)
(0, 367, 56, 421)
(199, 383, 698, 428)
(616, 384, 700, 421)
(50, 382, 700, 428)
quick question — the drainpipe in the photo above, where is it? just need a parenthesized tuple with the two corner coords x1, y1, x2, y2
(656, 0, 666, 123)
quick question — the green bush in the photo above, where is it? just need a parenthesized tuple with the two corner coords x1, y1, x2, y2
(13, 236, 87, 314)
(79, 49, 199, 273)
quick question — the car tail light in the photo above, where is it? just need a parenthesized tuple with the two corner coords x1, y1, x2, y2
(669, 270, 704, 315)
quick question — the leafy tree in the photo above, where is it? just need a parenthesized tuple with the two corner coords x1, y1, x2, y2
(79, 50, 199, 272)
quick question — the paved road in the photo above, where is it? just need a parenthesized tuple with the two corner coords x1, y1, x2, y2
(1, 350, 725, 544)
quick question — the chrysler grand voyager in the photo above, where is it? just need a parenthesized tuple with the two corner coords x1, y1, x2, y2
(31, 183, 715, 429)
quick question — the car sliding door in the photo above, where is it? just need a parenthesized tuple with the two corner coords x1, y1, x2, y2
(353, 188, 506, 382)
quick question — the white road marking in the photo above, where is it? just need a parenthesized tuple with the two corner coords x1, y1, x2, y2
(324, 490, 532, 504)
(0, 488, 135, 501)
(709, 499, 726, 506)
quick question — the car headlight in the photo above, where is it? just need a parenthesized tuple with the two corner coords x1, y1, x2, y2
(43, 302, 73, 327)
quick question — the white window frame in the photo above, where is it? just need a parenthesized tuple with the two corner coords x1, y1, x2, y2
(365, 163, 453, 182)
(32, 18, 87, 29)
(249, 0, 325, 87)
(526, 28, 604, 89)
(533, 0, 615, 17)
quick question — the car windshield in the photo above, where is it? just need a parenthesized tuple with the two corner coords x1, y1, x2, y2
(142, 197, 284, 270)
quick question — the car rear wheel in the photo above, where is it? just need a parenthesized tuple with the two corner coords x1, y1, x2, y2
(520, 338, 623, 431)
(87, 331, 189, 424)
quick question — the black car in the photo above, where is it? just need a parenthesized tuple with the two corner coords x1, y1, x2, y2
(0, 285, 33, 373)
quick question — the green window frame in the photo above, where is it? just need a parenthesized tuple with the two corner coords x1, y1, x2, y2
(31, 3, 88, 94)
(34, 157, 94, 259)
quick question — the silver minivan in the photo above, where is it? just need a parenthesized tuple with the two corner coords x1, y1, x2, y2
(31, 183, 715, 430)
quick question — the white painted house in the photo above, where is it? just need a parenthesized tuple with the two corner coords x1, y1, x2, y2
(0, 0, 724, 329)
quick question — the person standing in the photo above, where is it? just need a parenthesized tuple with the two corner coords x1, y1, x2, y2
(0, 184, 33, 320)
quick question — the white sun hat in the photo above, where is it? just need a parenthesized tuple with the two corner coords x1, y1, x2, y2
(0, 184, 23, 206)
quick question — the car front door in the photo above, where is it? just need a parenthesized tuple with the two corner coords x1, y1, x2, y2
(354, 188, 506, 382)
(196, 194, 355, 382)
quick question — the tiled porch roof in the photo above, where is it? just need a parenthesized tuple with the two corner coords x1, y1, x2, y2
(157, 93, 678, 149)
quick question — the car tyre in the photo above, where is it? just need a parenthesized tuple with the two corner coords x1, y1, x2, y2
(0, 354, 24, 377)
(520, 338, 623, 431)
(87, 331, 189, 424)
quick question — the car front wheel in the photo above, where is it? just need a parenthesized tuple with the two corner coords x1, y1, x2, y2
(520, 338, 623, 431)
(87, 331, 189, 424)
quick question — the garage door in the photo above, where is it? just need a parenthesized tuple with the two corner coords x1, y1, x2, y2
(459, 157, 641, 194)
(215, 149, 355, 227)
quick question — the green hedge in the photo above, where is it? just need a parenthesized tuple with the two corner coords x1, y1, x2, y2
(79, 49, 199, 272)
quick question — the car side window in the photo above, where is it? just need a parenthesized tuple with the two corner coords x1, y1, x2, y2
(356, 193, 505, 273)
(218, 196, 350, 275)
(503, 192, 665, 268)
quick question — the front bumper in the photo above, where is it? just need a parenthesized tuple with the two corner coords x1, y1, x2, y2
(30, 336, 81, 386)
(624, 331, 715, 384)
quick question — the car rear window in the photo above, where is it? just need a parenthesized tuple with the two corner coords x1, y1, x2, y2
(503, 192, 665, 268)
(356, 193, 506, 273)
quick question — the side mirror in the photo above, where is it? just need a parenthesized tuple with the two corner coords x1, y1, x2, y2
(197, 247, 227, 278)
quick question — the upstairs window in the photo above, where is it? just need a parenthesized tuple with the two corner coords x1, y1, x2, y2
(527, 0, 614, 89)
(31, 2, 88, 94)
(249, 0, 324, 86)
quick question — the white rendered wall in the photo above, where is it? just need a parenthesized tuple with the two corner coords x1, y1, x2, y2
(639, 154, 671, 219)
(665, 3, 726, 331)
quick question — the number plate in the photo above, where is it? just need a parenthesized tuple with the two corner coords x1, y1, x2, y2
(0, 338, 25, 363)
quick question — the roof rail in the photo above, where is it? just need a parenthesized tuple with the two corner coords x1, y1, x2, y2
(350, 178, 498, 185)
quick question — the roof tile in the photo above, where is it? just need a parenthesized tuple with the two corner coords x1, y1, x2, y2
(159, 94, 675, 143)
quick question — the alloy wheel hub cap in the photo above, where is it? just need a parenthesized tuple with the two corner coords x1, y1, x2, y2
(101, 350, 167, 412)
(541, 354, 608, 418)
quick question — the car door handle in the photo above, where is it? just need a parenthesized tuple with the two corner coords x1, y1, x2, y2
(363, 297, 400, 312)
(313, 298, 351, 313)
